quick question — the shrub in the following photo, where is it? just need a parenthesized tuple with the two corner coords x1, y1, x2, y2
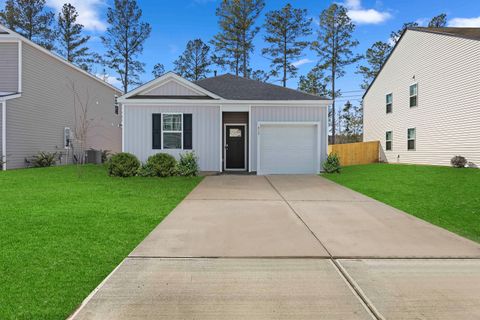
(323, 153, 341, 173)
(451, 155, 467, 168)
(146, 153, 177, 177)
(108, 152, 140, 177)
(137, 163, 156, 177)
(32, 152, 57, 167)
(101, 150, 111, 163)
(177, 151, 199, 176)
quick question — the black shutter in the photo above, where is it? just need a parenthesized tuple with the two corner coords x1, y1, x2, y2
(152, 114, 162, 149)
(183, 114, 192, 150)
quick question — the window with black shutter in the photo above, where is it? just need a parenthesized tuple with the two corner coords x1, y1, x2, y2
(183, 114, 192, 150)
(152, 114, 162, 149)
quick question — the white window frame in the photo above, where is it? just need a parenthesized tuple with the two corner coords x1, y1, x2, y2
(161, 113, 183, 150)
(409, 83, 418, 108)
(407, 128, 416, 151)
(386, 131, 393, 151)
(64, 127, 72, 149)
(386, 92, 393, 114)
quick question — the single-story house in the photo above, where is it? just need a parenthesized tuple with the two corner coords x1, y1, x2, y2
(363, 27, 480, 167)
(118, 72, 331, 174)
(0, 24, 122, 170)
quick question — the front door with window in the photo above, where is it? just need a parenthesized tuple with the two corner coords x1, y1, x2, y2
(225, 125, 246, 170)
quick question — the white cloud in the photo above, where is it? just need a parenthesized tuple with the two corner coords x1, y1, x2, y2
(96, 73, 122, 88)
(46, 0, 107, 32)
(292, 58, 314, 68)
(448, 16, 480, 27)
(344, 0, 391, 25)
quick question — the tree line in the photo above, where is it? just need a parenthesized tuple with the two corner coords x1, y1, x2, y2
(0, 0, 447, 143)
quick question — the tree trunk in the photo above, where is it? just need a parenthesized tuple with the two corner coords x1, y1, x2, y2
(283, 33, 287, 87)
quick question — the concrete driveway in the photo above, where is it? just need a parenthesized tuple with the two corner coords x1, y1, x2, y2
(71, 175, 480, 320)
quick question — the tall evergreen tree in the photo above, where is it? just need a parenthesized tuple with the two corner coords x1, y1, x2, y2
(211, 0, 265, 78)
(0, 0, 18, 30)
(311, 4, 360, 144)
(152, 63, 165, 78)
(262, 3, 312, 87)
(174, 39, 211, 81)
(428, 13, 447, 27)
(56, 3, 93, 70)
(101, 0, 151, 94)
(356, 41, 392, 89)
(250, 69, 269, 82)
(298, 67, 327, 96)
(1, 0, 55, 50)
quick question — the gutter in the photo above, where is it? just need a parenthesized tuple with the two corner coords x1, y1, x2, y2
(1, 100, 6, 170)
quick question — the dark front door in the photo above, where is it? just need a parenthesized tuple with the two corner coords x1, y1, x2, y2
(225, 125, 246, 170)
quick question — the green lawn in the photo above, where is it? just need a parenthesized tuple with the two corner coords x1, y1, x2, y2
(323, 163, 480, 243)
(0, 165, 202, 320)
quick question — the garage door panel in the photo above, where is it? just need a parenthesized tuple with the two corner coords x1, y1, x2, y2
(259, 124, 318, 175)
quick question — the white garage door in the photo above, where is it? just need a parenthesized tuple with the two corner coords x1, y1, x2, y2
(258, 123, 319, 175)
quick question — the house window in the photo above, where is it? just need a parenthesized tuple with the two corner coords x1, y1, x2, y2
(64, 127, 71, 149)
(407, 128, 416, 150)
(162, 114, 182, 149)
(409, 83, 418, 107)
(386, 93, 393, 113)
(386, 131, 392, 151)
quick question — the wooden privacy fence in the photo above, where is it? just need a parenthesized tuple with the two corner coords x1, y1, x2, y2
(328, 141, 380, 166)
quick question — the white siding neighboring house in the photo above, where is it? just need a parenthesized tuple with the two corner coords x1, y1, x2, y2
(119, 73, 331, 174)
(0, 24, 122, 170)
(363, 27, 480, 167)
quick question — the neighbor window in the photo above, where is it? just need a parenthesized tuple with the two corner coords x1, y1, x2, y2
(162, 114, 182, 149)
(64, 127, 71, 149)
(409, 83, 418, 107)
(386, 93, 393, 113)
(386, 131, 393, 151)
(407, 128, 416, 150)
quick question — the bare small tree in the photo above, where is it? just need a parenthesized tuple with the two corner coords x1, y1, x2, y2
(67, 79, 94, 165)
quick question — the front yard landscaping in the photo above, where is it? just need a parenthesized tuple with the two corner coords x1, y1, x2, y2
(324, 163, 480, 243)
(0, 165, 202, 320)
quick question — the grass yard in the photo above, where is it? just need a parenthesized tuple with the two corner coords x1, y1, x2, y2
(0, 165, 202, 320)
(323, 163, 480, 243)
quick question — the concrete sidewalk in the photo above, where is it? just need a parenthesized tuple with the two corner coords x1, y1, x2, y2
(71, 175, 480, 320)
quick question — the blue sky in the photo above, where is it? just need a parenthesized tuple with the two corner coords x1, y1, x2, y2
(2, 0, 480, 103)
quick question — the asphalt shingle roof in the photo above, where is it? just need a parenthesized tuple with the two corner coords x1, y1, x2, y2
(194, 74, 329, 101)
(409, 27, 480, 41)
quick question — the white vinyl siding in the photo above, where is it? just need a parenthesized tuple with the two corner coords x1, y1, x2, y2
(364, 30, 480, 166)
(141, 80, 204, 96)
(0, 42, 19, 92)
(124, 105, 220, 171)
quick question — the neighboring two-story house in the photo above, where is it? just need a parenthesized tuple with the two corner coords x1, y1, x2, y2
(0, 24, 122, 170)
(363, 27, 480, 167)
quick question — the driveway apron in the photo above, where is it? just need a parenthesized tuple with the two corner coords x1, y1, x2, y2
(71, 175, 480, 320)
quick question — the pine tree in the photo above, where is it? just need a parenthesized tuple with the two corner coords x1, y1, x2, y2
(211, 0, 265, 78)
(174, 39, 211, 81)
(152, 63, 165, 78)
(0, 0, 18, 30)
(56, 3, 94, 70)
(101, 0, 152, 94)
(250, 69, 269, 82)
(1, 0, 55, 50)
(298, 67, 327, 96)
(356, 41, 392, 89)
(428, 14, 447, 27)
(311, 4, 361, 144)
(262, 4, 312, 87)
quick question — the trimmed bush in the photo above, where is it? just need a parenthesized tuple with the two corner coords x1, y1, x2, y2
(177, 151, 199, 177)
(451, 155, 467, 168)
(146, 153, 177, 177)
(32, 152, 57, 167)
(323, 153, 341, 173)
(108, 152, 140, 177)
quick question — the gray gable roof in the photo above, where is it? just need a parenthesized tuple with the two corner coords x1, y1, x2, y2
(194, 74, 329, 100)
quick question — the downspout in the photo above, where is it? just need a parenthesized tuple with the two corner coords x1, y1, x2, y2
(2, 100, 6, 171)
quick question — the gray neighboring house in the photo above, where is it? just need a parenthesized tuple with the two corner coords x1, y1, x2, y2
(363, 27, 480, 167)
(118, 72, 331, 174)
(0, 24, 122, 170)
